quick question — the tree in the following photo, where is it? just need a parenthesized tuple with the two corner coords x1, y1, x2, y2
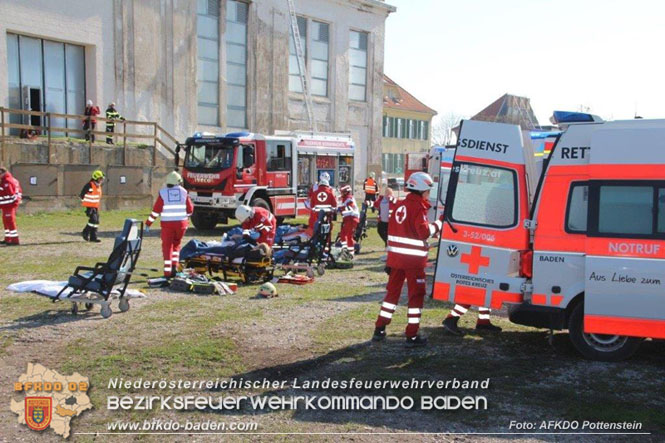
(431, 112, 464, 146)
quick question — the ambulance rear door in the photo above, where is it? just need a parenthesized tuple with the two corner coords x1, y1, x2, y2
(433, 120, 531, 310)
(583, 122, 665, 339)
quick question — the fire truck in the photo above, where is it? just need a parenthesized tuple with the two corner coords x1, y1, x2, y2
(433, 115, 665, 361)
(176, 131, 355, 230)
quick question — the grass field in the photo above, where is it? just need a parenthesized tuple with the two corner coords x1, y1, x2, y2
(1, 208, 664, 441)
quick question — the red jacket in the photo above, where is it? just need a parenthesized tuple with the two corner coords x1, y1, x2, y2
(83, 105, 100, 124)
(242, 207, 277, 246)
(307, 184, 337, 211)
(386, 192, 442, 270)
(339, 194, 359, 220)
(0, 172, 22, 209)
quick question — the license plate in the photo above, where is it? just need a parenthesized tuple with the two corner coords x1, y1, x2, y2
(194, 196, 212, 204)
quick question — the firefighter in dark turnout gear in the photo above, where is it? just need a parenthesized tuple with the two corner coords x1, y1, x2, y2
(105, 102, 124, 144)
(80, 170, 104, 242)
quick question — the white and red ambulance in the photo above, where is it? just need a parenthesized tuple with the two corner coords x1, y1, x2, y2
(433, 116, 665, 361)
(176, 131, 355, 229)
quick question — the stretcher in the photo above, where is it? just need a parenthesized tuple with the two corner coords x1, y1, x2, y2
(182, 253, 274, 284)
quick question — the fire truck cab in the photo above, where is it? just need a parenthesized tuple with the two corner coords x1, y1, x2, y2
(177, 131, 355, 230)
(433, 117, 665, 361)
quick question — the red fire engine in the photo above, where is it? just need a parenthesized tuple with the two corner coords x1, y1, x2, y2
(175, 131, 355, 230)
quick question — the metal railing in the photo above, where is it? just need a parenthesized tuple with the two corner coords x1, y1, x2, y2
(0, 106, 179, 166)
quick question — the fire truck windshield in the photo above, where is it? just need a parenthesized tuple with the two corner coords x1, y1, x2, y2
(185, 144, 234, 170)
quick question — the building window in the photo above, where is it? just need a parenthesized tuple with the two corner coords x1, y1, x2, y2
(6, 33, 85, 134)
(422, 121, 429, 140)
(225, 0, 248, 129)
(289, 17, 329, 97)
(310, 21, 329, 96)
(408, 119, 415, 139)
(349, 30, 368, 101)
(288, 16, 307, 93)
(197, 0, 220, 126)
(382, 115, 390, 137)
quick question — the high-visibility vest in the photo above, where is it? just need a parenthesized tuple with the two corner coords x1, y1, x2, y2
(363, 178, 377, 194)
(158, 186, 189, 222)
(82, 181, 102, 208)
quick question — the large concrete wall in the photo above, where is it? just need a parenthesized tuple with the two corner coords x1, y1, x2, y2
(0, 0, 394, 186)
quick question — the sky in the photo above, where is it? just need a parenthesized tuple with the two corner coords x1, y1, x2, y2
(384, 0, 665, 126)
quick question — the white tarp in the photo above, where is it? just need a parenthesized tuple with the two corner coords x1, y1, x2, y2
(6, 280, 145, 299)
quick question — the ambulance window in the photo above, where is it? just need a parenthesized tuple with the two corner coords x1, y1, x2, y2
(450, 163, 517, 228)
(658, 189, 665, 233)
(565, 184, 588, 233)
(598, 186, 653, 235)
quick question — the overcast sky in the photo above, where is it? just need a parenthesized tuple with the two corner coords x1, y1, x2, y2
(384, 0, 665, 125)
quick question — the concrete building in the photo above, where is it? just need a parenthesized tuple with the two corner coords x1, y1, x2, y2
(381, 75, 436, 176)
(0, 0, 395, 183)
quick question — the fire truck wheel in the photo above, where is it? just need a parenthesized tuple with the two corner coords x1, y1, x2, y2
(250, 197, 271, 212)
(191, 211, 218, 230)
(568, 302, 642, 362)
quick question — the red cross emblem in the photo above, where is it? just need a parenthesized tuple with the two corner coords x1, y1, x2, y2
(460, 246, 490, 275)
(317, 192, 327, 202)
(395, 206, 407, 224)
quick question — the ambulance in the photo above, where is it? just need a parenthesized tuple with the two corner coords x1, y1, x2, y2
(433, 116, 665, 361)
(404, 146, 456, 221)
(176, 131, 355, 229)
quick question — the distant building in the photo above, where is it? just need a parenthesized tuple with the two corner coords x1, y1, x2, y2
(0, 0, 395, 183)
(381, 75, 437, 176)
(453, 93, 540, 137)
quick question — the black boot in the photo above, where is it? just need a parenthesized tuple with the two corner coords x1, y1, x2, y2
(90, 228, 101, 243)
(405, 334, 428, 347)
(442, 316, 465, 336)
(82, 226, 90, 241)
(372, 326, 386, 342)
(476, 322, 502, 332)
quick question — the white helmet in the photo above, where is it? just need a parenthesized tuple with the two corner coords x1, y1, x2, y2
(86, 100, 93, 106)
(405, 172, 434, 192)
(320, 172, 331, 182)
(258, 282, 277, 298)
(166, 171, 183, 186)
(235, 205, 254, 223)
(319, 178, 329, 187)
(370, 171, 376, 179)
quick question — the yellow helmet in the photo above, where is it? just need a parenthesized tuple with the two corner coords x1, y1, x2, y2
(91, 170, 105, 180)
(166, 171, 183, 186)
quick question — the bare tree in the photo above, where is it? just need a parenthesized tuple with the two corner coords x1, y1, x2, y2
(431, 112, 464, 146)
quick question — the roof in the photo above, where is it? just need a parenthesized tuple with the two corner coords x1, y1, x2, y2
(468, 93, 540, 130)
(383, 75, 437, 116)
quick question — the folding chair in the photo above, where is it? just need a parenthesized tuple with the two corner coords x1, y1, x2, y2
(55, 219, 143, 318)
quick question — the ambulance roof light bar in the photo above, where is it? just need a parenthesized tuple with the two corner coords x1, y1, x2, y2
(550, 110, 604, 129)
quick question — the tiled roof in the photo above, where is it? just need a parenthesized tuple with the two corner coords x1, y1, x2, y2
(469, 93, 540, 129)
(383, 75, 437, 115)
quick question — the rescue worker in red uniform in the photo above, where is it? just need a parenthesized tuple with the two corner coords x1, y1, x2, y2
(442, 304, 502, 335)
(145, 171, 194, 277)
(0, 166, 22, 246)
(235, 205, 277, 247)
(80, 170, 105, 242)
(338, 185, 360, 256)
(373, 187, 396, 247)
(372, 172, 443, 347)
(306, 174, 337, 234)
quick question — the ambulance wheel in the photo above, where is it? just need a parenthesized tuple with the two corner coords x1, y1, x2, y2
(251, 197, 271, 212)
(317, 263, 326, 276)
(118, 298, 130, 312)
(568, 302, 641, 361)
(191, 211, 217, 230)
(84, 303, 94, 311)
(100, 304, 112, 319)
(71, 303, 79, 315)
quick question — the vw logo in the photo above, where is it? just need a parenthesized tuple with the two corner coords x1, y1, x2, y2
(447, 244, 459, 257)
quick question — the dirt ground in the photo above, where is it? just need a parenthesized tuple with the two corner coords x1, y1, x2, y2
(1, 209, 664, 442)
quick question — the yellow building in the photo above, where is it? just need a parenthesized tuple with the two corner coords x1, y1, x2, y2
(381, 75, 437, 176)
